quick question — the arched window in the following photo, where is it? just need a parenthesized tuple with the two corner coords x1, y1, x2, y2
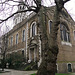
(22, 29, 25, 42)
(20, 6, 21, 10)
(60, 24, 70, 42)
(22, 50, 24, 56)
(67, 63, 72, 72)
(32, 24, 35, 37)
(30, 22, 37, 37)
(16, 34, 18, 44)
(23, 6, 24, 9)
(10, 36, 13, 46)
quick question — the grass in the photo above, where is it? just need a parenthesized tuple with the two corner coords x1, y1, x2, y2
(56, 73, 69, 75)
(31, 73, 36, 75)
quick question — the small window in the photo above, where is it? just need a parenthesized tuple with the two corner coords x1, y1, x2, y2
(49, 20, 52, 33)
(15, 19, 17, 24)
(22, 29, 25, 42)
(8, 38, 9, 46)
(74, 31, 75, 40)
(67, 63, 72, 72)
(23, 6, 24, 9)
(60, 24, 70, 42)
(10, 36, 13, 46)
(16, 34, 18, 44)
(22, 50, 24, 56)
(20, 6, 21, 10)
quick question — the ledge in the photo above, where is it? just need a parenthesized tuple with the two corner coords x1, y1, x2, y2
(61, 41, 72, 47)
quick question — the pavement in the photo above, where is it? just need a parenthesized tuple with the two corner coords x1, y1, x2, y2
(1, 69, 75, 75)
(0, 69, 37, 75)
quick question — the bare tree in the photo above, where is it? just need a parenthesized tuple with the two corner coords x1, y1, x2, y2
(1, 34, 8, 71)
(0, 0, 70, 74)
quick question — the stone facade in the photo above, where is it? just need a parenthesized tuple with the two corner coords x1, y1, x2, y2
(2, 6, 75, 73)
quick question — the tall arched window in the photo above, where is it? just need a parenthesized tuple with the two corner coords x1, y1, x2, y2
(10, 36, 13, 46)
(60, 24, 70, 42)
(16, 34, 18, 44)
(32, 24, 35, 37)
(22, 29, 25, 42)
(30, 22, 37, 37)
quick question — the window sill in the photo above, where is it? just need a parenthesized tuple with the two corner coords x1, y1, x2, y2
(61, 41, 72, 47)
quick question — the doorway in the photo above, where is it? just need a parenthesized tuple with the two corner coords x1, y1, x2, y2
(30, 48, 34, 61)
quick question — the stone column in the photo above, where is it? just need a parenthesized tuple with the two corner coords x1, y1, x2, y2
(28, 49, 31, 63)
(26, 22, 28, 61)
(34, 48, 36, 62)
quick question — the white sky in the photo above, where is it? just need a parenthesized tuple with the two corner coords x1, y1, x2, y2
(43, 0, 75, 21)
(64, 0, 75, 20)
(0, 0, 75, 35)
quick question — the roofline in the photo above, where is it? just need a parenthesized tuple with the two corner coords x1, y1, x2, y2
(7, 12, 37, 36)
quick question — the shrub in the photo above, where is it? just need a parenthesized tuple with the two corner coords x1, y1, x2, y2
(5, 53, 26, 69)
(31, 73, 36, 75)
(24, 62, 37, 71)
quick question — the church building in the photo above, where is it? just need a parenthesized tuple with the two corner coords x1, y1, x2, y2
(2, 0, 75, 73)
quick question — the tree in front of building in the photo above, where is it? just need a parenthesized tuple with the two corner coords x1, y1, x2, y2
(0, 0, 70, 74)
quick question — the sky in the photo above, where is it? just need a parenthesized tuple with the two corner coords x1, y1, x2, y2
(43, 0, 75, 20)
(64, 0, 75, 20)
(0, 0, 75, 36)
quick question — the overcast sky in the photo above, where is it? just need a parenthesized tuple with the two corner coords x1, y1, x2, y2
(0, 0, 75, 35)
(65, 0, 75, 21)
(43, 0, 75, 21)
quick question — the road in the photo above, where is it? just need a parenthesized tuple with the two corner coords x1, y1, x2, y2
(0, 69, 37, 75)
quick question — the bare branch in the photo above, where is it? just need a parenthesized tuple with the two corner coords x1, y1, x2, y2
(0, 9, 36, 24)
(33, 0, 41, 7)
(55, 0, 70, 11)
(63, 0, 70, 3)
(0, 1, 7, 4)
(0, 0, 42, 24)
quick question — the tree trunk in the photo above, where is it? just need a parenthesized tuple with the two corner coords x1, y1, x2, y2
(37, 6, 60, 75)
(2, 53, 5, 71)
(37, 0, 70, 74)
